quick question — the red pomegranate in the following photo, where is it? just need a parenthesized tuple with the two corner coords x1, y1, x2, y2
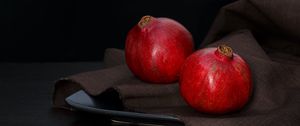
(180, 45, 252, 114)
(125, 15, 194, 83)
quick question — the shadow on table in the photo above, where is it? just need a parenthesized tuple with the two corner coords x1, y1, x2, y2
(49, 108, 111, 126)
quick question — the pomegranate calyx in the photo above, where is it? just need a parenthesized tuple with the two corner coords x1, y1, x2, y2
(217, 44, 233, 59)
(138, 15, 153, 28)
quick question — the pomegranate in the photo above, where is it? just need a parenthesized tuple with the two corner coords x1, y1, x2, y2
(125, 15, 194, 83)
(180, 45, 252, 114)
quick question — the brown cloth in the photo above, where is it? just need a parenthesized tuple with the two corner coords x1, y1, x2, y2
(53, 0, 300, 125)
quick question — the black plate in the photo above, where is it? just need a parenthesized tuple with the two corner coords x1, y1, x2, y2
(65, 90, 183, 126)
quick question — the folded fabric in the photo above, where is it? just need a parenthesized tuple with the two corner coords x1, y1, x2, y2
(53, 0, 300, 125)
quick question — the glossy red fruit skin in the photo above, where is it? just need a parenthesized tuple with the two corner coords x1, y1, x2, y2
(125, 16, 194, 83)
(179, 46, 252, 114)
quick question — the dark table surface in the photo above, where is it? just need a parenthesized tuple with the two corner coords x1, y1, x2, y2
(0, 62, 129, 126)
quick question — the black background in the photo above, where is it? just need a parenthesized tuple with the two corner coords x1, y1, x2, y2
(2, 0, 233, 62)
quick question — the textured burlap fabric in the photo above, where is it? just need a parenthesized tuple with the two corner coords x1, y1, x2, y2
(53, 0, 300, 125)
